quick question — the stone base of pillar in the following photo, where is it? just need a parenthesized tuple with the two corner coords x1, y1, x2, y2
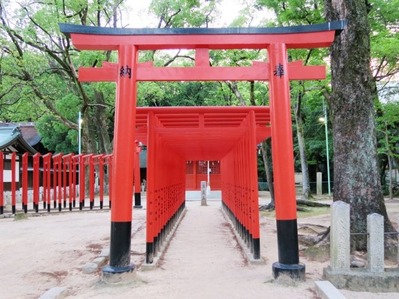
(102, 264, 136, 283)
(323, 267, 399, 292)
(272, 262, 306, 280)
(134, 192, 142, 209)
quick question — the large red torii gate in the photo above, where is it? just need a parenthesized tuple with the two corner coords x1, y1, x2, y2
(60, 21, 345, 279)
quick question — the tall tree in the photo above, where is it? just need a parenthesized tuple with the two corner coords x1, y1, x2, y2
(0, 0, 124, 154)
(256, 0, 328, 200)
(325, 0, 392, 248)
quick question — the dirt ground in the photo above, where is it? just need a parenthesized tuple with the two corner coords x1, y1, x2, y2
(1, 193, 399, 299)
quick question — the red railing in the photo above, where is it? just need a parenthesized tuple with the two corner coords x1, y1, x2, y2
(0, 153, 3, 215)
(0, 152, 112, 214)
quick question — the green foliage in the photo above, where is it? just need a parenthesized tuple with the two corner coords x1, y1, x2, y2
(376, 101, 399, 157)
(0, 0, 125, 153)
(369, 0, 399, 80)
(138, 81, 223, 107)
(256, 0, 323, 25)
(1, 0, 397, 173)
(36, 115, 77, 153)
(149, 0, 218, 27)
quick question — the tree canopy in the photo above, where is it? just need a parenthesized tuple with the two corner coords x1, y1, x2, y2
(0, 0, 398, 207)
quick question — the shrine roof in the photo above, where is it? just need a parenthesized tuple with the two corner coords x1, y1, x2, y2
(60, 21, 346, 38)
(0, 125, 38, 154)
(59, 21, 346, 51)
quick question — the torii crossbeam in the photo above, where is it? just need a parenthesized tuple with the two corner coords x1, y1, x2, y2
(60, 20, 346, 279)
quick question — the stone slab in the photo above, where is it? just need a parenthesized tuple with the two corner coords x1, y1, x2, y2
(315, 281, 346, 299)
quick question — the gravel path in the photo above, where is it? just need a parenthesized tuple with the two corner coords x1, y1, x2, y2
(1, 197, 399, 298)
(77, 201, 318, 298)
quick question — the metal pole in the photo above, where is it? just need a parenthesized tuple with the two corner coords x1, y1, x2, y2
(207, 161, 211, 195)
(323, 100, 331, 196)
(78, 111, 82, 155)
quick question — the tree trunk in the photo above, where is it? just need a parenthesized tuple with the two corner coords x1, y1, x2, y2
(94, 91, 112, 154)
(296, 120, 311, 199)
(226, 81, 246, 106)
(325, 0, 392, 249)
(385, 125, 393, 200)
(295, 87, 311, 200)
(261, 139, 275, 209)
(387, 153, 393, 200)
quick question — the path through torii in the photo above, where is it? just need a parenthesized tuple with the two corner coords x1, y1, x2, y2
(60, 21, 345, 279)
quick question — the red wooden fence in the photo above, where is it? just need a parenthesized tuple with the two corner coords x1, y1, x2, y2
(0, 152, 112, 214)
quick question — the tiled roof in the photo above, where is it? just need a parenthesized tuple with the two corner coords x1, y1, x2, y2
(0, 124, 39, 154)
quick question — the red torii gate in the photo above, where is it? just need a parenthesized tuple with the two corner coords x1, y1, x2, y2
(135, 106, 271, 264)
(60, 21, 345, 279)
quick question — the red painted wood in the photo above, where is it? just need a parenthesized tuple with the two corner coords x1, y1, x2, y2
(72, 154, 81, 206)
(62, 154, 73, 208)
(52, 154, 62, 210)
(88, 154, 95, 208)
(79, 155, 85, 207)
(79, 60, 325, 82)
(22, 153, 28, 211)
(110, 45, 138, 222)
(0, 153, 3, 212)
(11, 153, 16, 211)
(42, 153, 52, 209)
(104, 154, 113, 207)
(64, 24, 339, 265)
(146, 112, 156, 247)
(93, 154, 105, 205)
(70, 31, 335, 51)
(269, 43, 297, 221)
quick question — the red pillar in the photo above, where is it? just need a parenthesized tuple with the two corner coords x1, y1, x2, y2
(22, 153, 28, 213)
(79, 155, 85, 209)
(53, 154, 62, 211)
(42, 153, 52, 211)
(268, 43, 305, 279)
(57, 155, 63, 211)
(88, 154, 95, 210)
(62, 154, 73, 210)
(11, 152, 16, 214)
(105, 154, 112, 207)
(72, 154, 81, 208)
(97, 154, 104, 209)
(103, 45, 138, 274)
(249, 111, 261, 259)
(33, 154, 40, 213)
(146, 112, 156, 263)
(0, 153, 4, 214)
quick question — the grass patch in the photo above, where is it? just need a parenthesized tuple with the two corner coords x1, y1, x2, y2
(297, 206, 330, 218)
(260, 206, 330, 218)
(14, 212, 29, 221)
(302, 244, 330, 262)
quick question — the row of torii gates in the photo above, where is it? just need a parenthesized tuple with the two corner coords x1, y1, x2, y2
(60, 20, 345, 279)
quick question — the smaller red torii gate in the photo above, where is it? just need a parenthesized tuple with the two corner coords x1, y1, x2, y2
(60, 21, 345, 279)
